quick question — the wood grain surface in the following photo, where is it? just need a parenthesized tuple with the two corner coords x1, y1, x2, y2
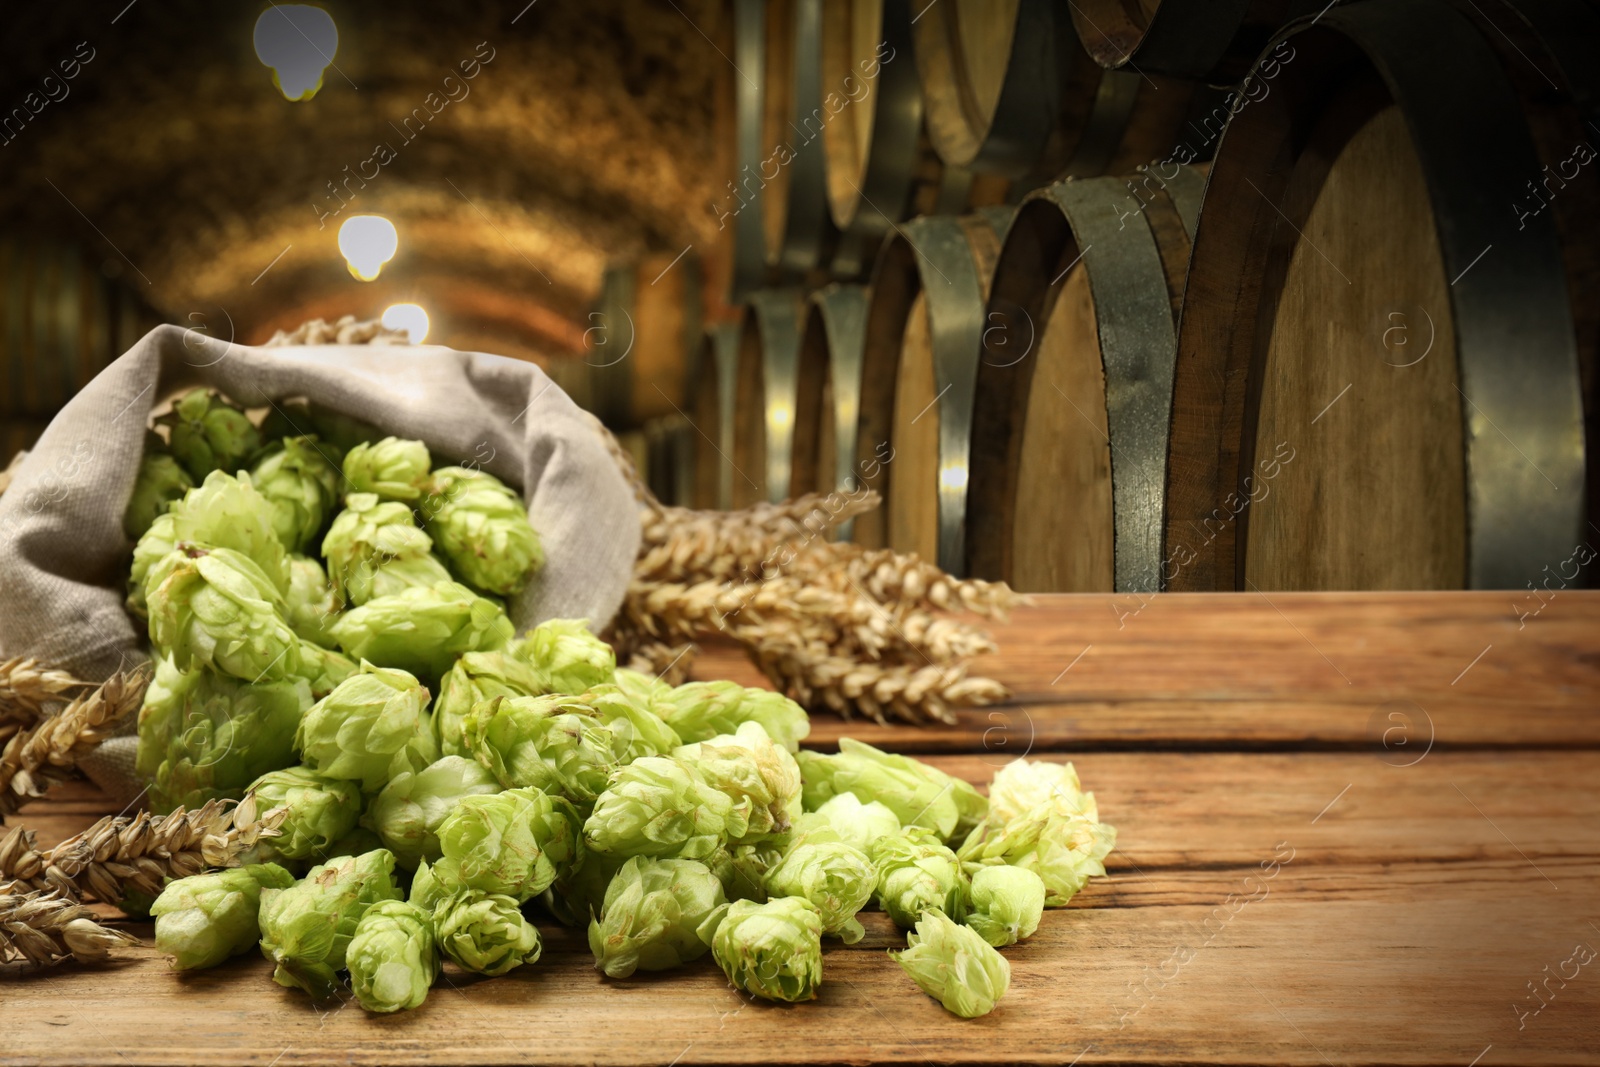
(4, 592, 1597, 1066)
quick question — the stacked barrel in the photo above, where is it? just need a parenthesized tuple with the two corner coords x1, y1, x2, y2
(1, 240, 160, 466)
(627, 0, 1600, 592)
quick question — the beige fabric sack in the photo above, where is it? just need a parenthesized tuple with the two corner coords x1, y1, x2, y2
(0, 324, 641, 804)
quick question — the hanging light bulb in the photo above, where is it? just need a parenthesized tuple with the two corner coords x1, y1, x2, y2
(338, 215, 398, 281)
(253, 6, 339, 101)
(382, 303, 430, 343)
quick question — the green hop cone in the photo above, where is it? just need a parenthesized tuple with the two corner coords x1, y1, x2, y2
(238, 766, 362, 863)
(293, 638, 358, 701)
(124, 452, 195, 541)
(343, 437, 431, 502)
(257, 849, 403, 999)
(764, 840, 875, 944)
(804, 792, 902, 855)
(986, 757, 1098, 822)
(704, 896, 824, 1003)
(510, 618, 615, 695)
(705, 842, 787, 904)
(964, 865, 1045, 947)
(329, 581, 514, 683)
(587, 856, 726, 978)
(158, 387, 261, 482)
(250, 436, 343, 554)
(347, 900, 439, 1013)
(872, 827, 969, 928)
(420, 466, 543, 595)
(408, 860, 449, 913)
(432, 650, 545, 757)
(151, 863, 295, 970)
(135, 655, 312, 814)
(294, 662, 437, 792)
(463, 694, 620, 803)
(956, 802, 1116, 908)
(320, 492, 440, 606)
(894, 909, 1010, 1018)
(583, 685, 684, 763)
(285, 555, 341, 648)
(170, 470, 290, 592)
(432, 889, 542, 976)
(148, 546, 302, 684)
(612, 667, 671, 705)
(798, 738, 988, 843)
(674, 721, 802, 844)
(583, 756, 733, 861)
(434, 787, 583, 901)
(660, 681, 811, 754)
(127, 511, 179, 618)
(366, 756, 502, 870)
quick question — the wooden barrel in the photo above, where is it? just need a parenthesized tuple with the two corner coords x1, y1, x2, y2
(643, 415, 697, 508)
(1066, 0, 1311, 83)
(584, 251, 704, 429)
(758, 0, 837, 276)
(909, 0, 1213, 182)
(732, 289, 807, 506)
(690, 321, 741, 510)
(730, 0, 772, 301)
(1165, 0, 1589, 592)
(966, 165, 1205, 593)
(2, 239, 156, 464)
(792, 284, 870, 537)
(855, 209, 1014, 572)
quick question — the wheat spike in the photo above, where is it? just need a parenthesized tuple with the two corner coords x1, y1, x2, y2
(0, 886, 139, 966)
(0, 666, 150, 818)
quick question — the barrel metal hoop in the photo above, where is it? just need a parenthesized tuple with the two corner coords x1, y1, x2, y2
(812, 283, 871, 539)
(748, 289, 808, 503)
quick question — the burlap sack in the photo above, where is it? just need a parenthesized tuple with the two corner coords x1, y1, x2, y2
(0, 324, 641, 805)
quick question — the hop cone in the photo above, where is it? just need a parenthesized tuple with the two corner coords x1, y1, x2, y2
(798, 738, 988, 842)
(705, 896, 824, 1003)
(257, 849, 403, 999)
(135, 654, 311, 814)
(294, 662, 437, 792)
(329, 581, 513, 683)
(249, 436, 343, 554)
(343, 437, 431, 502)
(803, 792, 902, 855)
(986, 758, 1098, 823)
(587, 856, 725, 977)
(432, 650, 546, 757)
(965, 865, 1045, 947)
(408, 860, 449, 913)
(158, 387, 260, 481)
(510, 618, 615, 695)
(675, 722, 802, 844)
(463, 694, 620, 803)
(151, 863, 295, 970)
(583, 685, 683, 764)
(128, 511, 179, 618)
(584, 756, 733, 861)
(956, 801, 1116, 907)
(660, 681, 811, 754)
(612, 667, 671, 705)
(366, 756, 502, 870)
(432, 888, 541, 976)
(434, 787, 583, 901)
(872, 827, 969, 927)
(347, 900, 438, 1012)
(240, 766, 362, 863)
(124, 452, 194, 540)
(294, 641, 358, 700)
(764, 840, 875, 944)
(705, 842, 786, 904)
(321, 492, 440, 607)
(170, 470, 290, 593)
(285, 554, 341, 648)
(148, 546, 302, 684)
(893, 909, 1011, 1017)
(421, 466, 542, 595)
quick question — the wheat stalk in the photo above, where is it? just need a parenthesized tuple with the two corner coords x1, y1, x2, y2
(0, 657, 92, 724)
(1, 800, 286, 904)
(0, 666, 150, 818)
(0, 886, 138, 967)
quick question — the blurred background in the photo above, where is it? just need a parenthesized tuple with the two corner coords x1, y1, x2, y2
(1, 0, 1595, 593)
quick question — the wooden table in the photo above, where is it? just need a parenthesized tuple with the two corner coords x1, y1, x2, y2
(4, 592, 1597, 1066)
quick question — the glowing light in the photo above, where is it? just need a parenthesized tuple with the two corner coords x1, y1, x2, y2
(338, 215, 398, 281)
(940, 464, 969, 493)
(382, 303, 430, 343)
(253, 6, 339, 101)
(769, 403, 794, 432)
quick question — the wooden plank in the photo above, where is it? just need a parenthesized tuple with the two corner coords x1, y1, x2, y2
(6, 751, 1595, 1066)
(690, 592, 1600, 748)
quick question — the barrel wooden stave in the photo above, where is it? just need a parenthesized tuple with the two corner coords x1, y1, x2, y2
(733, 289, 807, 507)
(585, 252, 704, 429)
